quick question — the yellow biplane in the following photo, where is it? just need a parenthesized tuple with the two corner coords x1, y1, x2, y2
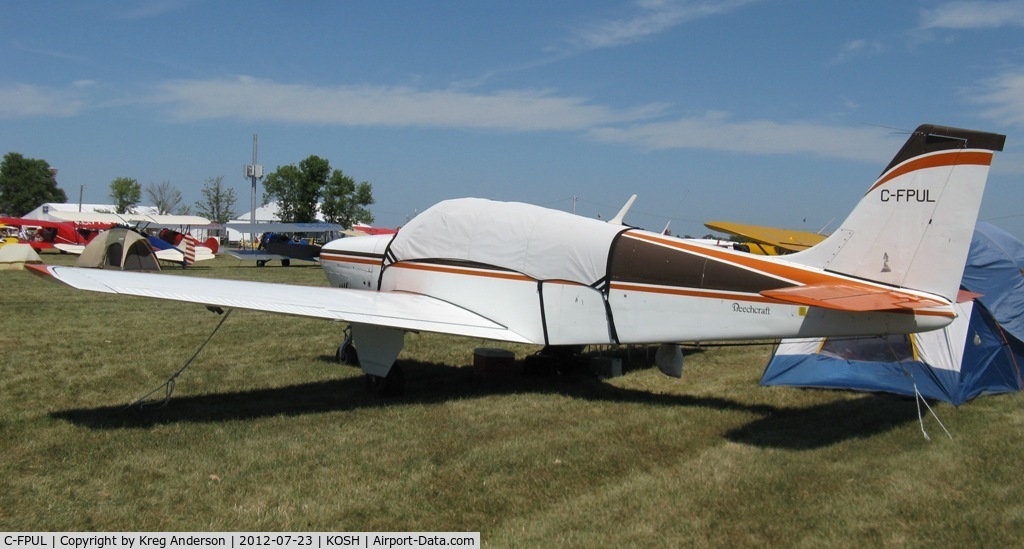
(0, 223, 20, 248)
(704, 220, 827, 255)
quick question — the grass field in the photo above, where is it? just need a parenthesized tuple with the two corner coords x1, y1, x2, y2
(2, 253, 1023, 545)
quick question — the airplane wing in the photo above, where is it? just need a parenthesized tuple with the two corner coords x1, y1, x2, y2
(350, 224, 398, 236)
(27, 265, 533, 343)
(226, 222, 345, 233)
(49, 211, 128, 223)
(50, 212, 211, 226)
(53, 244, 85, 254)
(223, 250, 315, 262)
(704, 221, 826, 253)
(145, 214, 211, 226)
(0, 217, 80, 229)
(761, 283, 948, 312)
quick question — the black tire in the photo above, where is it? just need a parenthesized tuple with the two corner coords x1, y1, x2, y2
(365, 364, 405, 397)
(336, 342, 359, 366)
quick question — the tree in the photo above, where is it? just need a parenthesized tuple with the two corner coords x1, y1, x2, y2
(145, 180, 183, 215)
(262, 156, 325, 223)
(263, 155, 374, 225)
(321, 169, 375, 226)
(194, 176, 236, 224)
(109, 177, 141, 214)
(0, 153, 67, 216)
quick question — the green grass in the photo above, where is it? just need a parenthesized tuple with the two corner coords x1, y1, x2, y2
(2, 253, 1023, 544)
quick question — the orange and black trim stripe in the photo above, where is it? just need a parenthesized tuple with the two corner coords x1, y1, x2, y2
(868, 149, 994, 194)
(878, 124, 1005, 176)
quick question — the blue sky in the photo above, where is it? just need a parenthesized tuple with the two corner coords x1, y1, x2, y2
(3, 1, 1024, 239)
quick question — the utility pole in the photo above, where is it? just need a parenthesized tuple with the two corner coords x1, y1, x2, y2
(244, 134, 264, 247)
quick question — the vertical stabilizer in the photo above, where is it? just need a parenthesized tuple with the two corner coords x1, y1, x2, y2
(790, 125, 1005, 302)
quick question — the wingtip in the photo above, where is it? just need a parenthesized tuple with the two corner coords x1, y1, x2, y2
(24, 263, 55, 279)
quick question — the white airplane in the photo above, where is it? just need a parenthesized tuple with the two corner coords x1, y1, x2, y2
(28, 124, 1006, 395)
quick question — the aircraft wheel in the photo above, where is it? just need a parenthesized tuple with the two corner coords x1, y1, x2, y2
(281, 259, 291, 267)
(256, 260, 267, 267)
(365, 364, 405, 397)
(336, 341, 359, 366)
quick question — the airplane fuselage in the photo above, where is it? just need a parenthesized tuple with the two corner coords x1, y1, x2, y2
(28, 125, 1006, 387)
(321, 220, 952, 347)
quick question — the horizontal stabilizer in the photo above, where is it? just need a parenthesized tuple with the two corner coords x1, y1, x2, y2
(957, 289, 983, 303)
(761, 283, 948, 312)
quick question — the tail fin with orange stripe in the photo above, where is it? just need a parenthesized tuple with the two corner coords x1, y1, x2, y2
(789, 124, 1005, 303)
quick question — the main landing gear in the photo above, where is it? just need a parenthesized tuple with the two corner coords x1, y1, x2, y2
(364, 364, 405, 397)
(335, 326, 406, 397)
(336, 333, 360, 366)
(255, 259, 290, 267)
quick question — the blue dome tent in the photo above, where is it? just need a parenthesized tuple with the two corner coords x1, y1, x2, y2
(760, 222, 1024, 405)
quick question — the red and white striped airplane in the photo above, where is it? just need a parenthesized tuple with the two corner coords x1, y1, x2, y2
(29, 124, 1006, 393)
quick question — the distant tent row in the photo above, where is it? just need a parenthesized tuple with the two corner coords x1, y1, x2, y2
(761, 222, 1024, 405)
(0, 228, 161, 272)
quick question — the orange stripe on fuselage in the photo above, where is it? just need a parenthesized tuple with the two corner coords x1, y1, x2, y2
(320, 253, 383, 266)
(390, 261, 535, 282)
(609, 282, 781, 303)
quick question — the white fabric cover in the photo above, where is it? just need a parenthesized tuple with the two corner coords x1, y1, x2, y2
(388, 198, 626, 285)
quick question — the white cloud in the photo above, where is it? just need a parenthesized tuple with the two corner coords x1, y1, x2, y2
(0, 77, 927, 167)
(113, 0, 194, 20)
(154, 76, 668, 131)
(920, 1, 1024, 29)
(566, 0, 760, 52)
(829, 39, 885, 65)
(151, 79, 932, 165)
(0, 84, 85, 118)
(973, 69, 1024, 126)
(12, 40, 90, 64)
(588, 113, 904, 162)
